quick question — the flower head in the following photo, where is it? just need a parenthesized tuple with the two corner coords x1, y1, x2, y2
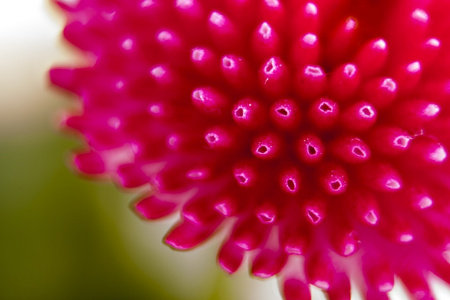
(51, 0, 450, 299)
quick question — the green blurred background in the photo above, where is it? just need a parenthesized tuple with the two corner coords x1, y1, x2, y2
(0, 1, 281, 299)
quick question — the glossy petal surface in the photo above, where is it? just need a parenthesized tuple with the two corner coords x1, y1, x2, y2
(51, 1, 450, 299)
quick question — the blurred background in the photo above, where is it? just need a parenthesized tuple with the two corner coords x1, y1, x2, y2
(0, 1, 448, 300)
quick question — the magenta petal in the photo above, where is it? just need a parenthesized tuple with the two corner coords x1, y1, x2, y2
(229, 217, 269, 251)
(329, 63, 360, 102)
(252, 22, 280, 62)
(358, 162, 402, 192)
(164, 219, 221, 251)
(154, 166, 190, 192)
(49, 67, 79, 93)
(326, 273, 351, 300)
(217, 241, 245, 274)
(329, 224, 361, 257)
(295, 65, 326, 100)
(308, 97, 339, 130)
(191, 47, 220, 78)
(270, 99, 301, 130)
(431, 258, 450, 285)
(233, 97, 267, 129)
(364, 259, 395, 293)
(283, 278, 311, 300)
(73, 151, 105, 175)
(116, 163, 149, 188)
(208, 11, 242, 53)
(251, 249, 287, 279)
(305, 252, 333, 291)
(63, 22, 96, 52)
(365, 288, 389, 300)
(354, 39, 388, 78)
(134, 195, 177, 220)
(182, 195, 223, 225)
(280, 223, 309, 255)
(399, 270, 432, 300)
(363, 77, 397, 109)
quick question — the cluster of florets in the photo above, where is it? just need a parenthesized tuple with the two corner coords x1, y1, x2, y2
(51, 0, 450, 299)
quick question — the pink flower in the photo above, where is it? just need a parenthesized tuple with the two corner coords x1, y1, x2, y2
(50, 0, 450, 299)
